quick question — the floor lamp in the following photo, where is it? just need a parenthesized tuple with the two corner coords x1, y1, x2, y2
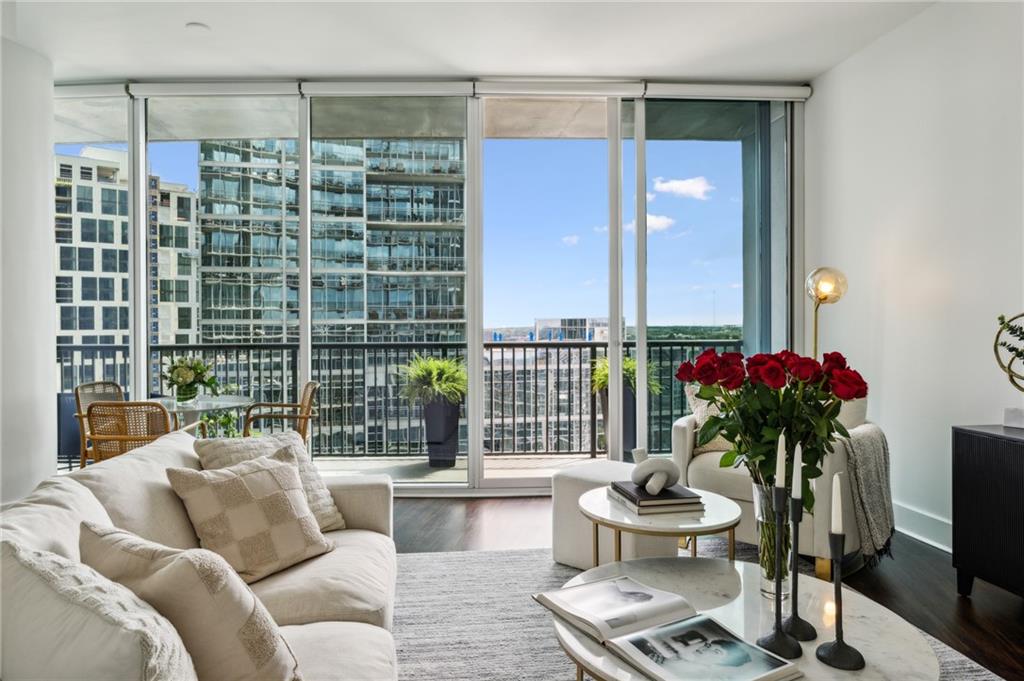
(806, 267, 847, 358)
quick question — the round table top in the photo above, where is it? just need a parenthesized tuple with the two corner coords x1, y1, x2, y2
(553, 557, 939, 681)
(578, 487, 742, 536)
(153, 394, 253, 415)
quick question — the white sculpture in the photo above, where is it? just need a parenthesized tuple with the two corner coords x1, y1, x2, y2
(630, 448, 681, 495)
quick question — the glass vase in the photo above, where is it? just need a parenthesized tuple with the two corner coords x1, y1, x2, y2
(752, 482, 791, 599)
(176, 383, 199, 404)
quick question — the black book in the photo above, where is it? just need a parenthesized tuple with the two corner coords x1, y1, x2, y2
(610, 481, 702, 507)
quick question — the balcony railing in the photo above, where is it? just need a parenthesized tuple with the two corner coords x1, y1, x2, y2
(56, 338, 742, 465)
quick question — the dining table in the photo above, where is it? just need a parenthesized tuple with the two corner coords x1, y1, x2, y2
(153, 394, 254, 431)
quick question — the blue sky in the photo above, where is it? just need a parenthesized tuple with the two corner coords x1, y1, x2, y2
(483, 138, 743, 328)
(58, 138, 744, 329)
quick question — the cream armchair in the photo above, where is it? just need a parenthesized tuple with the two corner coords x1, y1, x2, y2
(671, 399, 869, 579)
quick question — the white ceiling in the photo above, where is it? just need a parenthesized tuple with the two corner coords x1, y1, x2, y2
(4, 1, 931, 84)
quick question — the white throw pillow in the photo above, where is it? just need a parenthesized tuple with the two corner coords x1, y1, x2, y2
(194, 431, 345, 532)
(838, 397, 868, 430)
(1, 540, 196, 681)
(684, 383, 733, 454)
(80, 523, 302, 681)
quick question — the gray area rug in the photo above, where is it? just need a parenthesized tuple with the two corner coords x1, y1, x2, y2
(394, 541, 1002, 680)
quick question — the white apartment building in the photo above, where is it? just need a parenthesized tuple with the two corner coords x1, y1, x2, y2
(54, 147, 199, 393)
(149, 178, 199, 346)
(54, 148, 132, 390)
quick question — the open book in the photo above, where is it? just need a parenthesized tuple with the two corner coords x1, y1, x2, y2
(535, 576, 801, 681)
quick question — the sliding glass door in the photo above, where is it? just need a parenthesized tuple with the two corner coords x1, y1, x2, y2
(634, 99, 790, 455)
(480, 97, 611, 485)
(310, 97, 469, 484)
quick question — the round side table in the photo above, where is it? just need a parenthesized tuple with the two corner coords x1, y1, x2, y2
(578, 487, 742, 565)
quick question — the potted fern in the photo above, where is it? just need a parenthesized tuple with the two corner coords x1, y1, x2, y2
(592, 356, 662, 455)
(400, 355, 468, 467)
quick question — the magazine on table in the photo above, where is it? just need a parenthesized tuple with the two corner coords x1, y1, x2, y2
(535, 576, 801, 681)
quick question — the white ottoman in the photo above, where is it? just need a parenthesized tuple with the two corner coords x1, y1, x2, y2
(552, 460, 680, 570)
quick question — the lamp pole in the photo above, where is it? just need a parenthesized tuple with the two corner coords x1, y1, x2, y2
(812, 299, 821, 358)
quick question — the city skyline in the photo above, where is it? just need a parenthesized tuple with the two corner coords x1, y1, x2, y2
(57, 136, 745, 332)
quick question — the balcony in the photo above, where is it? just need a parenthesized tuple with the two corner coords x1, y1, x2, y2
(55, 338, 741, 479)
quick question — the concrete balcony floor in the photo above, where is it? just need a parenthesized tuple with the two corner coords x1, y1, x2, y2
(315, 453, 593, 484)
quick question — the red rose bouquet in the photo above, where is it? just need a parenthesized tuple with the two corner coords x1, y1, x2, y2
(676, 348, 867, 506)
(676, 348, 867, 589)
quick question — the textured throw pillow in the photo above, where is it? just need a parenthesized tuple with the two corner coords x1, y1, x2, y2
(684, 383, 733, 454)
(167, 448, 332, 583)
(1, 540, 197, 681)
(194, 432, 345, 532)
(79, 523, 301, 681)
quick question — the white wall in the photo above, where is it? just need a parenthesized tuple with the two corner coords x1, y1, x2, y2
(1, 38, 56, 502)
(804, 3, 1024, 550)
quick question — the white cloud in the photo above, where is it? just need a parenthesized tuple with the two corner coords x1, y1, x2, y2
(624, 214, 676, 233)
(646, 214, 676, 232)
(729, 283, 741, 289)
(582, 278, 596, 287)
(593, 225, 608, 233)
(666, 229, 693, 240)
(561, 234, 580, 246)
(653, 176, 715, 200)
(646, 192, 656, 202)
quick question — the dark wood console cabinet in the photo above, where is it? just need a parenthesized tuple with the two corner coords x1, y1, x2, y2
(952, 425, 1024, 598)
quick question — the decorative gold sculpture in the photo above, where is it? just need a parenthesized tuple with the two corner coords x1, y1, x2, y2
(994, 313, 1024, 392)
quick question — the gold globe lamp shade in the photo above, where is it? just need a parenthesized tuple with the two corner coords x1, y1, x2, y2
(806, 267, 847, 358)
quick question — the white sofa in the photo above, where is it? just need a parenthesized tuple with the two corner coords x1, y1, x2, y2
(671, 399, 870, 577)
(0, 430, 398, 680)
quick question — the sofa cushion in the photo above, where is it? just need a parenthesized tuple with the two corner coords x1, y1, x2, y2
(687, 450, 754, 503)
(685, 383, 733, 454)
(167, 449, 332, 583)
(281, 621, 397, 681)
(80, 523, 301, 681)
(70, 430, 201, 549)
(194, 431, 345, 532)
(251, 529, 396, 629)
(0, 477, 111, 559)
(838, 397, 868, 430)
(1, 541, 196, 681)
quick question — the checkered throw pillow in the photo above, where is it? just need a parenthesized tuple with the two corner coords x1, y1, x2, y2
(167, 449, 332, 583)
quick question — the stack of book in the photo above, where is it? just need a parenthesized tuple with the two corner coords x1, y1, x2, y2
(608, 481, 704, 515)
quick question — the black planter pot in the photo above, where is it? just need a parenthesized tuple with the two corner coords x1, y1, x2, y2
(599, 385, 637, 460)
(423, 398, 460, 468)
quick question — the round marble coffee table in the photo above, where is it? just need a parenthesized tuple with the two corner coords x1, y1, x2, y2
(578, 487, 741, 565)
(553, 557, 939, 681)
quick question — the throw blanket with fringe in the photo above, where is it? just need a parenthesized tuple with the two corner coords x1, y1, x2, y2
(838, 423, 895, 566)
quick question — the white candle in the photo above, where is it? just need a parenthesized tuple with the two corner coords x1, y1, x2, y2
(831, 473, 843, 534)
(792, 444, 802, 500)
(775, 434, 786, 488)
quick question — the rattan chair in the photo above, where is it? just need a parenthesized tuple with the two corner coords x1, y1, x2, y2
(74, 381, 124, 468)
(244, 381, 320, 441)
(85, 401, 172, 463)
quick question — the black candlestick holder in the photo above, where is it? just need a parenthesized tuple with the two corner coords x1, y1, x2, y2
(781, 497, 817, 641)
(756, 486, 802, 660)
(816, 532, 866, 670)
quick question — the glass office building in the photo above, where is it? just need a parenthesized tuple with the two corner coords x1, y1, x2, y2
(197, 137, 466, 345)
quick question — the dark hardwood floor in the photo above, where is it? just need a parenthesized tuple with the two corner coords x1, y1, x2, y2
(395, 496, 1024, 681)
